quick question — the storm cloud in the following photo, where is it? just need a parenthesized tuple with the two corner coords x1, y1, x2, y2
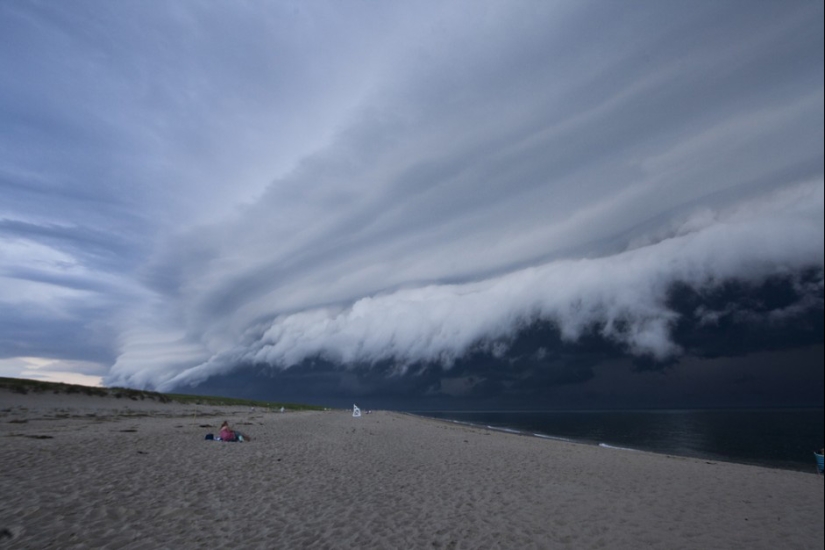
(1, 1, 822, 401)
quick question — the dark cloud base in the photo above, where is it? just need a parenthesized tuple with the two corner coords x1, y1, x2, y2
(178, 270, 824, 410)
(667, 267, 823, 358)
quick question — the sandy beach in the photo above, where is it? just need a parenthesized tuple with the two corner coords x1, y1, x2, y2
(1, 390, 822, 550)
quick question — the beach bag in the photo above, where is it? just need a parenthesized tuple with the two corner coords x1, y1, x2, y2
(205, 433, 214, 440)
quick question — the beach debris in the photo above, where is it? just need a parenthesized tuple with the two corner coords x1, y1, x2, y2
(352, 404, 361, 418)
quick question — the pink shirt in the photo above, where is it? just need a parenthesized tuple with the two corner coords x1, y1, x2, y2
(219, 427, 235, 441)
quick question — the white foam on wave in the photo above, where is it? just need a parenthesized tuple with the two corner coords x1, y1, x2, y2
(599, 443, 638, 452)
(533, 433, 572, 442)
(485, 425, 522, 435)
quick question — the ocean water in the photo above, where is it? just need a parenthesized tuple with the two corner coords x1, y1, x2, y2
(414, 408, 824, 472)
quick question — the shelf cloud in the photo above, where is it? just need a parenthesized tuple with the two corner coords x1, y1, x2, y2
(0, 1, 822, 399)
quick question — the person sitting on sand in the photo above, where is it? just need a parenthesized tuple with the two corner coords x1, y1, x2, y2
(219, 421, 238, 442)
(219, 421, 251, 442)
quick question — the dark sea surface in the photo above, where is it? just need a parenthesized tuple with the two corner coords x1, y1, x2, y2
(412, 408, 824, 472)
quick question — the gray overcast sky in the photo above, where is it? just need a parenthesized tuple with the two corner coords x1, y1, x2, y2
(0, 1, 822, 400)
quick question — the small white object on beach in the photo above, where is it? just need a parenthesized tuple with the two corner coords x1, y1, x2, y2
(279, 407, 285, 413)
(352, 404, 361, 418)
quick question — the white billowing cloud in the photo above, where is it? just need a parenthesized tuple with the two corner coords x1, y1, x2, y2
(109, 181, 824, 391)
(109, 327, 212, 390)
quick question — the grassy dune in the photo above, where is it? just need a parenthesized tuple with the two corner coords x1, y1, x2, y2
(0, 376, 323, 411)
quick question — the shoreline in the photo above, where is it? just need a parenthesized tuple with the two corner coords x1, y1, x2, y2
(406, 408, 824, 474)
(2, 390, 823, 549)
(410, 413, 807, 473)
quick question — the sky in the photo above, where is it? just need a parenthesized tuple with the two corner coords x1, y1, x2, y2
(0, 1, 822, 409)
